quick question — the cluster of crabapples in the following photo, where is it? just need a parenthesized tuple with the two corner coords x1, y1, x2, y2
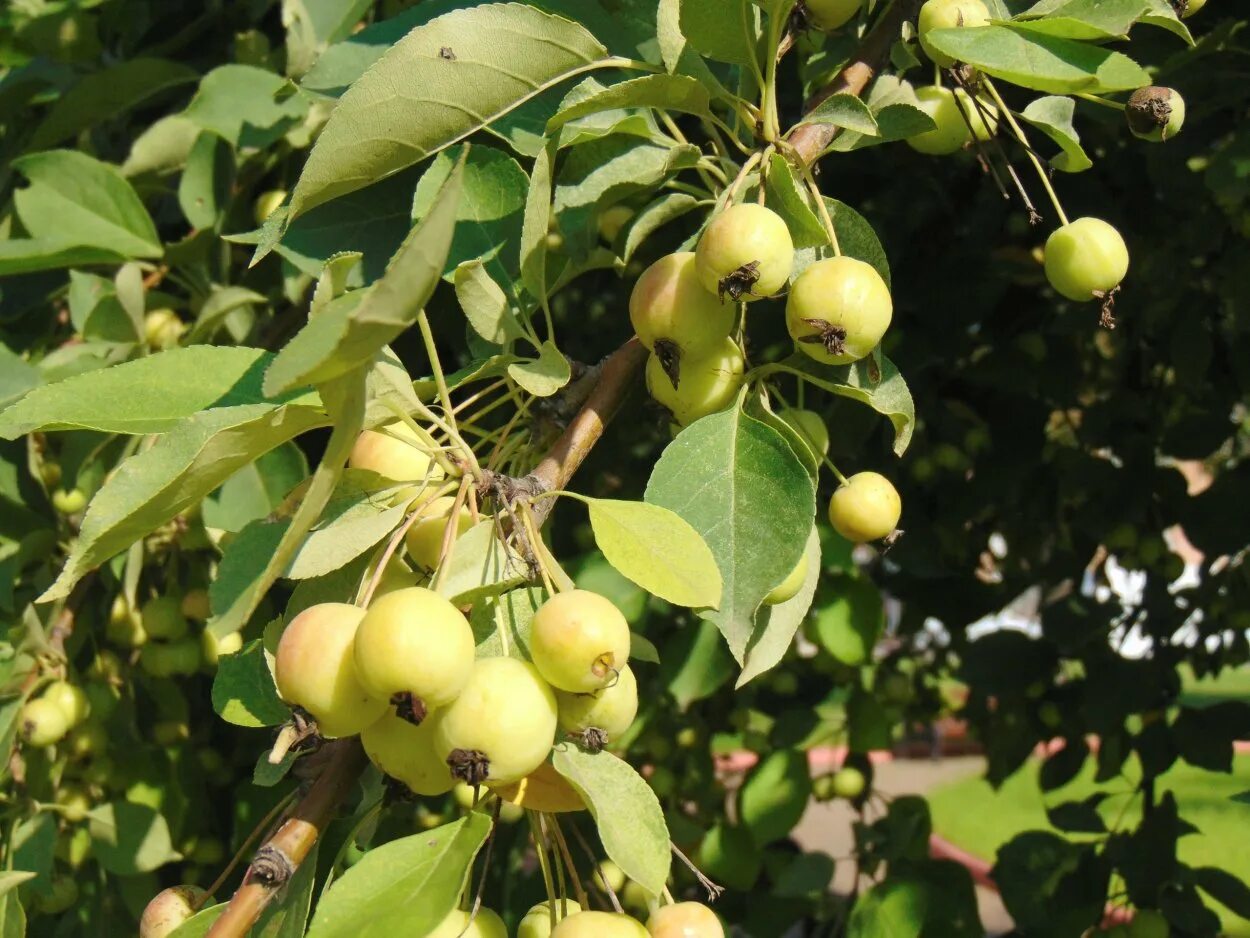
(631, 201, 902, 546)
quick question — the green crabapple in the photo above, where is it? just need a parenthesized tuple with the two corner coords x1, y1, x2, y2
(694, 203, 794, 301)
(599, 204, 635, 243)
(907, 86, 998, 155)
(20, 697, 70, 748)
(361, 710, 455, 795)
(556, 663, 639, 740)
(353, 586, 475, 710)
(139, 885, 207, 938)
(433, 656, 558, 785)
(647, 902, 725, 938)
(828, 471, 902, 543)
(180, 588, 211, 621)
(42, 680, 90, 726)
(519, 900, 582, 938)
(531, 589, 632, 693)
(143, 309, 186, 349)
(254, 188, 287, 225)
(595, 859, 627, 893)
(918, 0, 992, 67)
(831, 765, 867, 799)
(140, 637, 202, 677)
(645, 337, 746, 426)
(33, 877, 79, 916)
(201, 628, 244, 667)
(786, 257, 892, 365)
(51, 487, 87, 515)
(1043, 217, 1129, 302)
(778, 408, 829, 457)
(274, 602, 387, 738)
(56, 784, 92, 822)
(764, 552, 809, 606)
(348, 420, 442, 485)
(1126, 86, 1185, 142)
(804, 0, 863, 31)
(141, 595, 190, 640)
(553, 911, 649, 938)
(629, 252, 735, 363)
(405, 496, 474, 572)
(1180, 0, 1205, 16)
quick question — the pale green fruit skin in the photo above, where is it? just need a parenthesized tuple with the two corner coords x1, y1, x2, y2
(353, 587, 475, 707)
(764, 552, 809, 606)
(56, 784, 92, 822)
(1127, 87, 1185, 142)
(428, 909, 508, 938)
(695, 203, 794, 299)
(1182, 0, 1205, 16)
(647, 902, 725, 938)
(140, 886, 207, 938)
(51, 487, 87, 514)
(361, 710, 455, 795)
(595, 860, 627, 893)
(1044, 217, 1129, 301)
(599, 205, 634, 242)
(520, 900, 583, 938)
(908, 86, 996, 154)
(630, 252, 734, 356)
(180, 588, 211, 621)
(919, 0, 991, 66)
(201, 628, 243, 667)
(144, 308, 185, 349)
(42, 680, 90, 726)
(140, 637, 202, 677)
(646, 338, 745, 426)
(832, 766, 867, 799)
(434, 657, 558, 784)
(553, 912, 649, 938)
(373, 556, 422, 597)
(556, 663, 639, 738)
(141, 596, 189, 640)
(274, 603, 386, 738)
(349, 421, 441, 484)
(786, 257, 892, 365)
(828, 472, 902, 543)
(254, 188, 287, 225)
(405, 496, 474, 572)
(20, 697, 70, 747)
(806, 0, 863, 30)
(778, 408, 829, 457)
(531, 590, 632, 693)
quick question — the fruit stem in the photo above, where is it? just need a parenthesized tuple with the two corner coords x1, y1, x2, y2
(794, 152, 842, 256)
(431, 478, 473, 592)
(659, 111, 726, 193)
(528, 810, 561, 915)
(760, 2, 788, 143)
(723, 150, 764, 207)
(358, 489, 454, 607)
(981, 78, 1070, 226)
(417, 309, 480, 473)
(547, 815, 590, 910)
(1074, 91, 1126, 111)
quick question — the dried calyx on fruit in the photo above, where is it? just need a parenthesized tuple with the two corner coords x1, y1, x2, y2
(1125, 86, 1186, 142)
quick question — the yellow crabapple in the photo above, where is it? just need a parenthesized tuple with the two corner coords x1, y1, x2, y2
(556, 663, 639, 740)
(828, 472, 902, 543)
(404, 496, 474, 572)
(918, 0, 992, 67)
(695, 203, 794, 301)
(630, 252, 735, 359)
(531, 590, 632, 694)
(361, 710, 455, 795)
(787, 257, 892, 365)
(764, 552, 809, 605)
(646, 337, 745, 427)
(647, 902, 725, 938)
(1043, 217, 1129, 302)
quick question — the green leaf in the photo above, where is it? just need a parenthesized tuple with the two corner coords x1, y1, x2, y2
(288, 4, 614, 221)
(469, 586, 544, 659)
(923, 25, 1152, 95)
(738, 525, 820, 686)
(847, 878, 927, 938)
(1014, 0, 1150, 41)
(0, 874, 34, 899)
(508, 341, 571, 397)
(646, 409, 816, 663)
(811, 575, 884, 667)
(0, 347, 40, 411)
(201, 443, 308, 533)
(285, 0, 374, 76)
(190, 286, 271, 343)
(621, 192, 703, 262)
(66, 270, 140, 344)
(1193, 866, 1250, 920)
(551, 745, 671, 895)
(679, 0, 759, 66)
(211, 639, 289, 728)
(305, 815, 491, 938)
(178, 132, 235, 229)
(264, 153, 466, 397)
(0, 239, 126, 276)
(42, 403, 327, 602)
(583, 496, 723, 608)
(434, 520, 530, 606)
(1019, 95, 1092, 173)
(763, 154, 828, 250)
(87, 801, 178, 874)
(168, 905, 227, 938)
(739, 750, 812, 845)
(183, 65, 308, 149)
(799, 93, 880, 136)
(28, 58, 198, 150)
(12, 150, 161, 260)
(122, 114, 202, 177)
(0, 347, 308, 439)
(454, 261, 527, 345)
(0, 891, 25, 938)
(662, 619, 735, 709)
(546, 74, 713, 133)
(521, 139, 556, 302)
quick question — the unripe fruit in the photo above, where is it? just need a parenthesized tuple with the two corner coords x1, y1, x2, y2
(274, 603, 387, 738)
(51, 487, 87, 515)
(33, 876, 79, 915)
(832, 765, 867, 799)
(61, 825, 93, 868)
(1126, 86, 1185, 142)
(556, 663, 639, 739)
(764, 553, 808, 606)
(695, 203, 794, 300)
(599, 205, 634, 243)
(144, 308, 186, 349)
(56, 783, 92, 822)
(646, 338, 745, 426)
(140, 637, 202, 677)
(141, 596, 189, 640)
(140, 886, 207, 938)
(353, 586, 475, 708)
(65, 720, 107, 760)
(918, 0, 992, 67)
(520, 900, 583, 938)
(373, 556, 422, 597)
(188, 836, 225, 866)
(787, 257, 892, 365)
(553, 912, 649, 938)
(180, 588, 211, 621)
(42, 680, 90, 726)
(647, 902, 725, 938)
(20, 697, 70, 747)
(1181, 0, 1205, 16)
(433, 657, 558, 785)
(404, 496, 474, 572)
(254, 188, 287, 225)
(907, 86, 997, 155)
(828, 472, 901, 543)
(878, 671, 914, 705)
(805, 0, 863, 31)
(39, 461, 62, 488)
(153, 719, 191, 746)
(362, 710, 455, 795)
(201, 628, 244, 667)
(429, 909, 508, 938)
(1043, 217, 1129, 302)
(778, 408, 829, 457)
(493, 761, 586, 813)
(107, 596, 147, 647)
(630, 252, 734, 359)
(1127, 910, 1169, 938)
(349, 421, 441, 484)
(531, 590, 632, 694)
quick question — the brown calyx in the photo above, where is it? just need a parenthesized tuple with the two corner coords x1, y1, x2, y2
(797, 318, 848, 356)
(717, 261, 761, 302)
